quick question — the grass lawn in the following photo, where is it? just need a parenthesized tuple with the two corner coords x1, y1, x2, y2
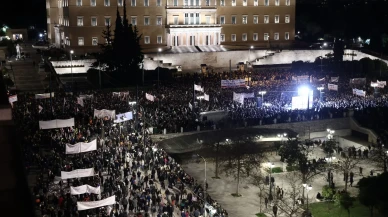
(309, 200, 384, 217)
(255, 213, 267, 217)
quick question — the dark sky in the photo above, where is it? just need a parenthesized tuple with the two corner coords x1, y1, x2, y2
(0, 0, 46, 29)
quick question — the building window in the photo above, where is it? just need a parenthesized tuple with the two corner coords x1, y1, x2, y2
(285, 32, 289, 40)
(264, 0, 269, 6)
(220, 34, 225, 42)
(144, 0, 149, 6)
(184, 0, 188, 6)
(206, 16, 210, 24)
(78, 37, 84, 46)
(253, 15, 258, 24)
(254, 0, 258, 6)
(264, 33, 269, 41)
(196, 13, 200, 24)
(157, 16, 162, 25)
(92, 37, 98, 46)
(156, 0, 161, 6)
(91, 17, 97, 26)
(174, 16, 179, 25)
(243, 0, 247, 6)
(144, 36, 150, 44)
(231, 16, 236, 24)
(220, 0, 224, 6)
(131, 17, 137, 25)
(104, 0, 110, 6)
(264, 15, 269, 24)
(275, 15, 279, 23)
(118, 0, 123, 6)
(144, 17, 150, 25)
(285, 15, 290, 23)
(286, 0, 290, 6)
(157, 36, 162, 44)
(90, 0, 96, 6)
(220, 16, 225, 24)
(76, 0, 82, 6)
(205, 0, 210, 6)
(253, 33, 258, 41)
(274, 33, 279, 40)
(275, 0, 279, 6)
(105, 17, 111, 26)
(232, 0, 236, 6)
(131, 0, 136, 6)
(77, 17, 83, 26)
(231, 34, 236, 41)
(195, 0, 199, 6)
(242, 15, 247, 24)
(184, 13, 188, 24)
(173, 0, 178, 6)
(242, 33, 247, 41)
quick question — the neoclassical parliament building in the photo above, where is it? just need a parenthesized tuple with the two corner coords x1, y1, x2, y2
(46, 0, 295, 52)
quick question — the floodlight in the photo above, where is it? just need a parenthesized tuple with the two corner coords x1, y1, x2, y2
(158, 48, 162, 52)
(298, 86, 310, 96)
(250, 46, 254, 49)
(70, 50, 74, 54)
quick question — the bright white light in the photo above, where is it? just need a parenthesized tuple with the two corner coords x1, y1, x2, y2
(317, 87, 324, 91)
(250, 46, 254, 49)
(258, 91, 267, 95)
(298, 31, 300, 34)
(70, 50, 74, 54)
(371, 83, 378, 87)
(323, 43, 327, 46)
(298, 86, 310, 96)
(39, 34, 43, 37)
(158, 48, 162, 52)
(284, 133, 287, 137)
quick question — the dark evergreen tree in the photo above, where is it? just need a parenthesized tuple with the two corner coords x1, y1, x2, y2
(91, 24, 114, 72)
(333, 39, 344, 62)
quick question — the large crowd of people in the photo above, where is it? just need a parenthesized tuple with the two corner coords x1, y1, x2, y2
(11, 67, 388, 217)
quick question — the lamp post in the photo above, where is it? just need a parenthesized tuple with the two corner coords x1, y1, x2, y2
(258, 91, 267, 107)
(157, 48, 162, 89)
(70, 50, 74, 88)
(317, 87, 324, 102)
(303, 184, 312, 210)
(197, 154, 207, 216)
(268, 162, 274, 198)
(371, 82, 378, 97)
(248, 45, 253, 67)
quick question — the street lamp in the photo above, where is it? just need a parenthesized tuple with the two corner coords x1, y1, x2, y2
(258, 91, 267, 107)
(157, 48, 162, 88)
(303, 184, 312, 210)
(248, 45, 254, 67)
(197, 154, 207, 216)
(317, 87, 324, 102)
(268, 162, 274, 197)
(70, 50, 74, 88)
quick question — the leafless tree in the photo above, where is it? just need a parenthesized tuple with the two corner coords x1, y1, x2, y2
(333, 156, 362, 192)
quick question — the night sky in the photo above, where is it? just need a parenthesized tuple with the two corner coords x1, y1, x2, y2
(0, 0, 46, 29)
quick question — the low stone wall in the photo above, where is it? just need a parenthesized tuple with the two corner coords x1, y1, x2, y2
(50, 49, 388, 73)
(252, 118, 351, 140)
(50, 59, 95, 74)
(349, 117, 378, 143)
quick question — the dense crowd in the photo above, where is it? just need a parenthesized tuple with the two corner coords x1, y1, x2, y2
(12, 68, 388, 217)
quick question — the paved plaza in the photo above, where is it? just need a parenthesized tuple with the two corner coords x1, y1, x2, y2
(178, 136, 378, 217)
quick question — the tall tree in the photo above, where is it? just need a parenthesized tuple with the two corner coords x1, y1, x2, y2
(91, 24, 114, 72)
(221, 136, 264, 196)
(333, 156, 361, 192)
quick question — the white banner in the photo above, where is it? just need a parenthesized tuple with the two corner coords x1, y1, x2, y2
(328, 83, 338, 91)
(221, 79, 246, 88)
(39, 118, 75, 129)
(114, 112, 133, 123)
(35, 93, 55, 99)
(233, 92, 255, 104)
(194, 84, 204, 92)
(330, 77, 339, 82)
(350, 78, 366, 85)
(8, 95, 17, 103)
(61, 168, 95, 180)
(204, 93, 209, 101)
(79, 94, 93, 99)
(292, 76, 310, 82)
(77, 196, 115, 211)
(145, 93, 155, 102)
(70, 185, 101, 195)
(377, 80, 386, 86)
(353, 88, 366, 97)
(77, 97, 84, 107)
(66, 140, 97, 154)
(94, 109, 116, 119)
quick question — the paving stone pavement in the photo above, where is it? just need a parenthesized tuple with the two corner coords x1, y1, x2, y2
(181, 137, 379, 217)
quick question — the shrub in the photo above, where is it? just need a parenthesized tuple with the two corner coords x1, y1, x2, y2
(256, 213, 268, 217)
(286, 165, 298, 172)
(271, 167, 283, 173)
(322, 185, 335, 199)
